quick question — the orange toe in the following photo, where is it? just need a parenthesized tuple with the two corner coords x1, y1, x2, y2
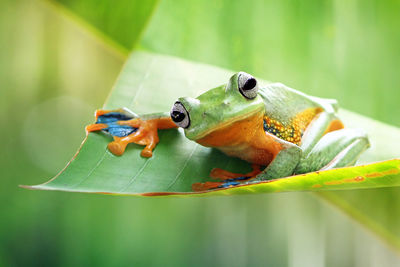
(105, 117, 176, 157)
(85, 123, 107, 133)
(107, 141, 126, 156)
(140, 148, 153, 158)
(95, 109, 112, 118)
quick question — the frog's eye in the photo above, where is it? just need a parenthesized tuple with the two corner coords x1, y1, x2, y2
(170, 101, 190, 128)
(238, 73, 258, 99)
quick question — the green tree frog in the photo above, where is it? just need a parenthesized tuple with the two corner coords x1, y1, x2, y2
(86, 72, 370, 191)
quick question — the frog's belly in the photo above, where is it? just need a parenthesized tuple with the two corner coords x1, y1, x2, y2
(217, 144, 275, 165)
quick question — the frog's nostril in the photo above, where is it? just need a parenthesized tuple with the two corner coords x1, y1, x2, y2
(170, 101, 190, 128)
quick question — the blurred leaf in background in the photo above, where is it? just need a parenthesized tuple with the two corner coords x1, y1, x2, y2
(54, 0, 160, 51)
(140, 0, 400, 127)
(1, 0, 400, 266)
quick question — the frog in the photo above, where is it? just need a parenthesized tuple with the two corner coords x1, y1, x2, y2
(86, 72, 370, 191)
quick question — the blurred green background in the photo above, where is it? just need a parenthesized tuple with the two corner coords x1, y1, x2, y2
(1, 0, 400, 266)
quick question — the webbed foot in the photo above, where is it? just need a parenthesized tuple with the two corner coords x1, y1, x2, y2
(110, 118, 160, 157)
(85, 109, 176, 158)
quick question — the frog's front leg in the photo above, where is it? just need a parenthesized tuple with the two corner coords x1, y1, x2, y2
(252, 140, 303, 181)
(86, 109, 177, 157)
(108, 116, 176, 157)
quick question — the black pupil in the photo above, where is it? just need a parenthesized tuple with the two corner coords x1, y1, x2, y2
(171, 110, 185, 122)
(243, 78, 256, 91)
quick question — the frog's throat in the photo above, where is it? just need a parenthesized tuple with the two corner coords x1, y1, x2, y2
(188, 108, 264, 141)
(195, 110, 282, 165)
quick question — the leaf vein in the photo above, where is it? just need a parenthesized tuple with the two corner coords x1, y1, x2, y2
(72, 150, 107, 188)
(119, 159, 151, 193)
(166, 144, 198, 190)
(128, 58, 155, 109)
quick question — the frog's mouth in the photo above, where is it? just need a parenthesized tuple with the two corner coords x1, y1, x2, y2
(186, 107, 265, 143)
(194, 110, 265, 147)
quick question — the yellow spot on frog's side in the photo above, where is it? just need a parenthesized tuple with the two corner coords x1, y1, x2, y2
(264, 108, 322, 145)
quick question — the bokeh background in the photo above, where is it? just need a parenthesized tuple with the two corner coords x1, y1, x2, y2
(1, 0, 400, 266)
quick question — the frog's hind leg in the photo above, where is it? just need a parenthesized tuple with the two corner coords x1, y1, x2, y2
(301, 111, 344, 155)
(192, 164, 262, 192)
(210, 164, 261, 180)
(294, 128, 370, 174)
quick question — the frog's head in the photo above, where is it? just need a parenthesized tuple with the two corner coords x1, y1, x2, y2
(170, 72, 265, 142)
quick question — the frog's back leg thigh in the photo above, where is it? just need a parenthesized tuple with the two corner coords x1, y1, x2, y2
(193, 139, 302, 190)
(301, 111, 343, 155)
(294, 128, 370, 174)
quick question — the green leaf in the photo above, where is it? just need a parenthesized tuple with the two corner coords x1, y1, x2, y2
(49, 0, 160, 51)
(25, 51, 400, 197)
(29, 0, 400, 254)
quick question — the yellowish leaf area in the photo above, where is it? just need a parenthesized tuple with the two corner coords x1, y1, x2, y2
(24, 51, 400, 197)
(121, 159, 400, 197)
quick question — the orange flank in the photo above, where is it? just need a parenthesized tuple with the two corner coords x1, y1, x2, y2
(210, 164, 261, 180)
(325, 119, 345, 134)
(196, 112, 282, 165)
(108, 117, 177, 157)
